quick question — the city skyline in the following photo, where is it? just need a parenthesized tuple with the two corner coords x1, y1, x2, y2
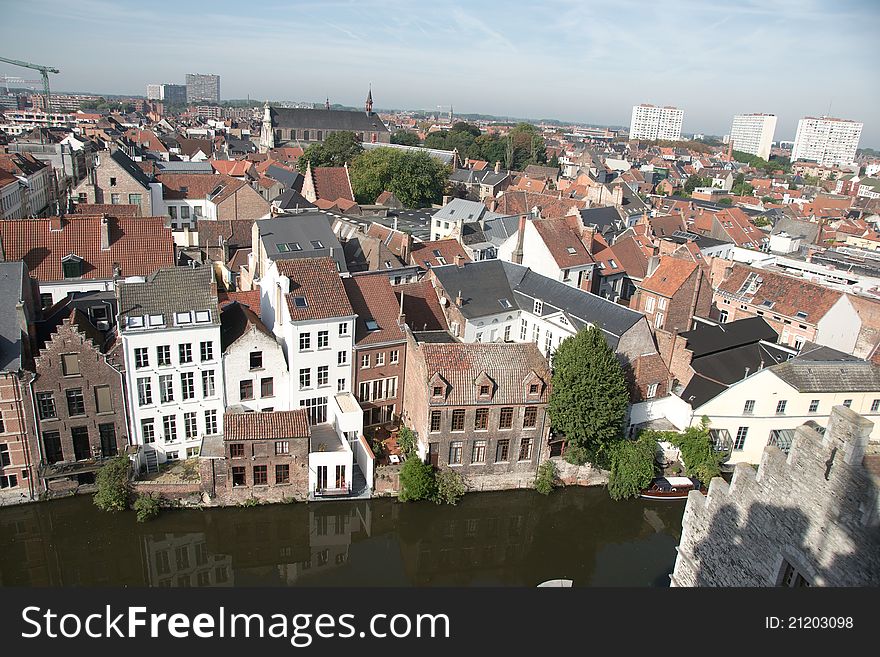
(2, 0, 878, 146)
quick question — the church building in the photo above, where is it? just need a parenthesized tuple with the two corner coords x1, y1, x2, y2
(259, 88, 391, 153)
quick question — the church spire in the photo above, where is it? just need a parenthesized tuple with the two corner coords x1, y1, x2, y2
(365, 85, 373, 115)
(325, 97, 330, 110)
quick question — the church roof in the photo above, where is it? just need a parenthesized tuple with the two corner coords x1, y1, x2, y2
(271, 107, 389, 133)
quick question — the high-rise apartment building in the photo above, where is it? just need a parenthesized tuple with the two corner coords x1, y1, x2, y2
(629, 104, 683, 141)
(146, 83, 187, 105)
(185, 73, 220, 103)
(791, 116, 863, 167)
(729, 113, 777, 160)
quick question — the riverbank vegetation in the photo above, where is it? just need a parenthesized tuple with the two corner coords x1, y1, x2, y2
(646, 419, 724, 484)
(94, 457, 162, 521)
(534, 461, 558, 495)
(607, 434, 658, 500)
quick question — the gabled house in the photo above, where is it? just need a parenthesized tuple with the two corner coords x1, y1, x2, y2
(521, 217, 594, 290)
(73, 149, 160, 216)
(0, 152, 53, 218)
(633, 256, 713, 334)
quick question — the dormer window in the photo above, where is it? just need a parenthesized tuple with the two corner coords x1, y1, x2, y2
(175, 312, 192, 324)
(61, 254, 83, 279)
(529, 383, 540, 395)
(127, 316, 144, 328)
(311, 240, 324, 249)
(533, 299, 543, 315)
(432, 385, 443, 397)
(479, 385, 490, 397)
(194, 310, 211, 323)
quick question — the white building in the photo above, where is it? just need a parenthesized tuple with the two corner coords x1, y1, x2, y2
(629, 104, 683, 141)
(258, 256, 357, 420)
(519, 217, 594, 289)
(220, 301, 290, 412)
(791, 116, 863, 167)
(117, 266, 226, 470)
(729, 113, 777, 160)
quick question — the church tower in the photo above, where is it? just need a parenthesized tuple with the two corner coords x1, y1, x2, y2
(365, 86, 373, 115)
(259, 101, 274, 153)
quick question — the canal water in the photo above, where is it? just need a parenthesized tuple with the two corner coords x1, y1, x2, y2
(0, 488, 684, 587)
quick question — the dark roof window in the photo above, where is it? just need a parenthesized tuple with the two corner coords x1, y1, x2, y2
(365, 320, 379, 331)
(293, 296, 308, 308)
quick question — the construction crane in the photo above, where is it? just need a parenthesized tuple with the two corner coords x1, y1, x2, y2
(0, 56, 59, 110)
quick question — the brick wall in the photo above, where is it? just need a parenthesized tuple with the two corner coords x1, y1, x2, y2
(73, 155, 152, 216)
(354, 341, 406, 427)
(0, 373, 35, 505)
(216, 184, 270, 221)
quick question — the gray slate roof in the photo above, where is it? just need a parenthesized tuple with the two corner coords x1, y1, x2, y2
(771, 360, 880, 393)
(110, 149, 152, 189)
(0, 261, 25, 372)
(271, 107, 389, 133)
(255, 213, 346, 273)
(431, 259, 643, 349)
(361, 141, 456, 164)
(118, 265, 219, 330)
(154, 161, 214, 174)
(432, 198, 501, 224)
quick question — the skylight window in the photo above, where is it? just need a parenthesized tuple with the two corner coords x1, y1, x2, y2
(175, 312, 192, 324)
(365, 320, 379, 331)
(499, 298, 512, 309)
(311, 240, 324, 249)
(289, 242, 302, 251)
(796, 311, 808, 319)
(148, 314, 164, 326)
(127, 316, 144, 328)
(277, 243, 290, 253)
(567, 247, 578, 255)
(293, 297, 308, 308)
(609, 260, 617, 268)
(762, 300, 774, 308)
(432, 249, 442, 257)
(194, 310, 211, 323)
(437, 257, 447, 265)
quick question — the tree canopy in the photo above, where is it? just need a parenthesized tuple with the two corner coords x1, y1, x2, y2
(391, 131, 421, 147)
(683, 174, 712, 194)
(641, 419, 725, 485)
(398, 457, 438, 502)
(732, 150, 791, 174)
(547, 326, 630, 466)
(297, 131, 364, 171)
(93, 456, 131, 513)
(349, 147, 449, 207)
(423, 121, 547, 170)
(607, 434, 658, 500)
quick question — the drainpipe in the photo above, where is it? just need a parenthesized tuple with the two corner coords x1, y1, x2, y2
(22, 372, 43, 500)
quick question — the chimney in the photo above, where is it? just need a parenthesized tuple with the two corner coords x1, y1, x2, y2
(402, 232, 413, 263)
(50, 216, 63, 232)
(512, 214, 526, 265)
(454, 253, 464, 267)
(0, 234, 4, 261)
(494, 160, 501, 174)
(456, 290, 462, 306)
(100, 214, 110, 250)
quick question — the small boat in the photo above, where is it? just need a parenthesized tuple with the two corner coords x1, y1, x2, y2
(537, 579, 573, 587)
(640, 476, 701, 500)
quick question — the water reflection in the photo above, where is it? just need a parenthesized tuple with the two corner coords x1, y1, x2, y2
(0, 489, 684, 587)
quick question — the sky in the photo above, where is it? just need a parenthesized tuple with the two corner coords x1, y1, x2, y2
(3, 0, 878, 147)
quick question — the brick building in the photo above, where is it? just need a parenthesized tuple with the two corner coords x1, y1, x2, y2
(633, 256, 713, 335)
(201, 410, 311, 503)
(402, 335, 551, 489)
(73, 149, 157, 216)
(24, 310, 128, 497)
(343, 273, 407, 428)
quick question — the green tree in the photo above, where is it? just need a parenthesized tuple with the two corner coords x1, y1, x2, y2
(753, 215, 771, 227)
(607, 434, 657, 500)
(718, 197, 733, 206)
(391, 131, 421, 147)
(683, 174, 711, 194)
(398, 457, 437, 502)
(93, 456, 131, 513)
(760, 195, 775, 205)
(133, 493, 160, 522)
(667, 420, 725, 484)
(297, 131, 364, 171)
(534, 460, 558, 495)
(434, 469, 466, 505)
(547, 326, 630, 466)
(397, 426, 417, 457)
(349, 147, 449, 207)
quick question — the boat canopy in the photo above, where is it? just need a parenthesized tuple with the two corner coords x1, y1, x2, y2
(663, 476, 695, 487)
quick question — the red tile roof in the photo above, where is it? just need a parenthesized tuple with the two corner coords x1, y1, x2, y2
(531, 218, 594, 268)
(492, 190, 585, 219)
(210, 160, 254, 177)
(159, 173, 229, 200)
(365, 223, 408, 258)
(342, 274, 406, 346)
(411, 239, 470, 268)
(73, 203, 140, 216)
(218, 289, 261, 316)
(0, 215, 175, 282)
(312, 166, 354, 203)
(640, 257, 698, 297)
(397, 280, 448, 331)
(224, 409, 310, 440)
(276, 257, 354, 321)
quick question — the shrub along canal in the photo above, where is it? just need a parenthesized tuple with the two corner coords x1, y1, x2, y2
(0, 487, 684, 586)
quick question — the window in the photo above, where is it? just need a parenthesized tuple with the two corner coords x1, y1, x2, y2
(66, 389, 85, 416)
(70, 427, 89, 459)
(545, 331, 553, 354)
(523, 407, 538, 428)
(475, 408, 489, 430)
(872, 400, 880, 413)
(141, 419, 155, 444)
(499, 407, 514, 430)
(300, 333, 311, 351)
(184, 412, 198, 439)
(317, 366, 329, 386)
(158, 374, 173, 403)
(134, 347, 149, 369)
(479, 384, 490, 397)
(476, 332, 483, 342)
(430, 410, 441, 432)
(451, 409, 465, 432)
(0, 444, 10, 467)
(40, 293, 53, 310)
(61, 354, 80, 376)
(179, 343, 192, 364)
(843, 399, 852, 408)
(449, 441, 463, 465)
(654, 313, 664, 329)
(43, 431, 63, 463)
(200, 341, 213, 362)
(743, 400, 755, 415)
(299, 397, 327, 424)
(37, 392, 56, 420)
(110, 193, 120, 204)
(299, 368, 311, 389)
(261, 377, 274, 398)
(361, 354, 370, 369)
(1, 474, 18, 489)
(719, 309, 729, 323)
(180, 206, 190, 220)
(376, 352, 385, 366)
(337, 351, 347, 366)
(776, 400, 787, 415)
(532, 324, 540, 344)
(275, 441, 289, 455)
(338, 322, 348, 336)
(658, 297, 668, 310)
(645, 296, 656, 313)
(471, 440, 487, 464)
(518, 438, 533, 461)
(128, 193, 142, 206)
(109, 177, 117, 187)
(533, 299, 543, 315)
(163, 415, 177, 442)
(169, 206, 177, 220)
(520, 319, 528, 341)
(809, 399, 820, 413)
(778, 560, 811, 588)
(432, 385, 443, 397)
(137, 378, 152, 406)
(232, 466, 246, 487)
(276, 464, 290, 484)
(202, 370, 215, 397)
(250, 351, 262, 369)
(337, 379, 346, 392)
(229, 443, 245, 458)
(157, 345, 171, 366)
(734, 427, 748, 450)
(496, 439, 510, 462)
(94, 385, 112, 414)
(204, 410, 217, 435)
(390, 350, 399, 364)
(253, 465, 268, 485)
(646, 383, 658, 399)
(240, 380, 254, 401)
(317, 330, 329, 349)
